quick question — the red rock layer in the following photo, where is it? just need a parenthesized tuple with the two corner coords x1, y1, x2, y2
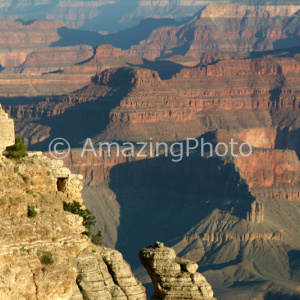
(126, 2, 300, 60)
(108, 57, 300, 125)
(0, 19, 64, 67)
(5, 56, 300, 144)
(236, 150, 300, 201)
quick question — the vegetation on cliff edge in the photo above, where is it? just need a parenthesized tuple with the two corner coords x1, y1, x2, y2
(4, 135, 27, 160)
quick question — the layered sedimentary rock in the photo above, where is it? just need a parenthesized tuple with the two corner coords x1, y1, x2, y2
(0, 0, 116, 29)
(0, 44, 136, 97)
(15, 45, 94, 75)
(140, 242, 215, 300)
(236, 149, 300, 201)
(4, 55, 300, 148)
(0, 19, 64, 68)
(0, 0, 207, 30)
(0, 104, 14, 152)
(127, 2, 300, 60)
(65, 44, 130, 75)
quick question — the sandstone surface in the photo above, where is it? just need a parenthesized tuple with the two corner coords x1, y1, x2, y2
(0, 148, 146, 299)
(0, 104, 14, 153)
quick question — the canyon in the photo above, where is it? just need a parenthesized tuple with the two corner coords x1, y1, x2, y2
(0, 107, 217, 300)
(4, 55, 300, 148)
(0, 1, 299, 299)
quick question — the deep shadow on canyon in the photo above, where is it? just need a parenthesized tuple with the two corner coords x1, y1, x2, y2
(108, 153, 255, 270)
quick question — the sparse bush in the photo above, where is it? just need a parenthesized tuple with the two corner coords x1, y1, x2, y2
(77, 278, 89, 300)
(4, 135, 27, 160)
(91, 230, 102, 246)
(14, 166, 19, 173)
(22, 175, 30, 184)
(27, 190, 34, 195)
(20, 247, 31, 254)
(80, 289, 89, 300)
(28, 205, 37, 218)
(40, 251, 54, 265)
(63, 201, 96, 236)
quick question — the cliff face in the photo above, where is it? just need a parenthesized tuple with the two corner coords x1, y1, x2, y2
(16, 45, 94, 75)
(127, 2, 300, 60)
(0, 0, 206, 31)
(0, 151, 147, 300)
(0, 44, 136, 97)
(6, 55, 300, 146)
(0, 103, 147, 300)
(0, 104, 14, 152)
(236, 149, 300, 200)
(0, 19, 64, 68)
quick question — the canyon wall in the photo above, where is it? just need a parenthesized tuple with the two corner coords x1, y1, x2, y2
(3, 55, 300, 147)
(236, 149, 300, 201)
(0, 19, 64, 68)
(127, 2, 300, 60)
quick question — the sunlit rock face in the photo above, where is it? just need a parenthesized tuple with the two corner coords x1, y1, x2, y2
(0, 104, 14, 153)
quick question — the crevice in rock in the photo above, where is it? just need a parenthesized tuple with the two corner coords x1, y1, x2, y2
(28, 262, 39, 300)
(103, 260, 129, 300)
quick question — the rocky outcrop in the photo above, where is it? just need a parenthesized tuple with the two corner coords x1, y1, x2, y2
(140, 241, 215, 300)
(246, 201, 264, 223)
(0, 149, 146, 298)
(0, 104, 14, 153)
(76, 247, 145, 300)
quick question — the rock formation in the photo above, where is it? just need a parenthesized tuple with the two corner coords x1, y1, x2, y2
(0, 0, 206, 30)
(0, 127, 146, 299)
(0, 19, 64, 68)
(140, 242, 215, 300)
(0, 104, 14, 153)
(127, 2, 300, 60)
(6, 55, 300, 146)
(246, 201, 264, 223)
(15, 45, 94, 75)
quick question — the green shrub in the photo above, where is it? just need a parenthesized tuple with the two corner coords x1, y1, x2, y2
(14, 166, 19, 173)
(22, 175, 30, 184)
(40, 251, 54, 265)
(27, 190, 34, 195)
(63, 201, 96, 236)
(80, 289, 89, 300)
(4, 135, 27, 160)
(91, 230, 103, 246)
(28, 205, 37, 218)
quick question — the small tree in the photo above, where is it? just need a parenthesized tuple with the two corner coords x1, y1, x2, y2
(91, 230, 103, 246)
(28, 205, 37, 218)
(63, 201, 96, 237)
(40, 251, 54, 265)
(5, 135, 27, 159)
